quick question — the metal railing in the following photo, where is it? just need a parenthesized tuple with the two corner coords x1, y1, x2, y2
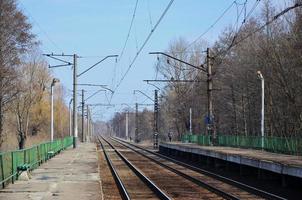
(181, 134, 302, 156)
(0, 136, 73, 188)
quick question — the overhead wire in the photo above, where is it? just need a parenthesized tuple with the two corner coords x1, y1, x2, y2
(147, 0, 154, 29)
(19, 2, 64, 53)
(215, 1, 302, 59)
(119, 0, 139, 61)
(183, 1, 237, 51)
(223, 0, 261, 55)
(175, 1, 259, 100)
(110, 0, 175, 102)
(159, 1, 250, 100)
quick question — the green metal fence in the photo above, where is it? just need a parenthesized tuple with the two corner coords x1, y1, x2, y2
(0, 136, 73, 188)
(181, 134, 302, 156)
(181, 134, 211, 146)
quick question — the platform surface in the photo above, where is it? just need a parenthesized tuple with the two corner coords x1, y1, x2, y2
(0, 143, 101, 200)
(160, 142, 302, 178)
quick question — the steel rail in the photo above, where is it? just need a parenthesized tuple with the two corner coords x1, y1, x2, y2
(113, 137, 287, 200)
(100, 136, 171, 200)
(98, 137, 131, 200)
(109, 137, 240, 200)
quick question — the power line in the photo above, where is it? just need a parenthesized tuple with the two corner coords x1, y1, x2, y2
(119, 0, 139, 60)
(19, 2, 64, 53)
(111, 0, 175, 101)
(234, 0, 248, 32)
(221, 0, 259, 57)
(184, 1, 237, 51)
(146, 0, 154, 29)
(216, 2, 302, 59)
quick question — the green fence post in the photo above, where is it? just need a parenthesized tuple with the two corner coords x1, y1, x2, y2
(0, 154, 5, 188)
(11, 152, 14, 184)
(24, 150, 26, 165)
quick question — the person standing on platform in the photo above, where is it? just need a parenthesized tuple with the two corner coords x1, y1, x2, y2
(168, 132, 172, 142)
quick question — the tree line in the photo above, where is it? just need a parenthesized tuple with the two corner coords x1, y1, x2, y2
(109, 1, 302, 141)
(0, 0, 70, 150)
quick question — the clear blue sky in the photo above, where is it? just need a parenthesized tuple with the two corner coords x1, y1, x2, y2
(20, 0, 285, 121)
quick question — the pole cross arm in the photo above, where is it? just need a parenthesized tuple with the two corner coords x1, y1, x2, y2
(134, 90, 154, 102)
(49, 64, 72, 68)
(77, 83, 113, 93)
(85, 89, 106, 101)
(77, 55, 118, 77)
(86, 103, 115, 107)
(149, 52, 206, 72)
(144, 79, 202, 83)
(77, 84, 107, 87)
(43, 53, 73, 68)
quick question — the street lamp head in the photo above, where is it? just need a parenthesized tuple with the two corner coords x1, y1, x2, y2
(257, 71, 263, 79)
(51, 78, 60, 86)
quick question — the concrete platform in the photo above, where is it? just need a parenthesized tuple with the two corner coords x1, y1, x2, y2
(0, 143, 101, 200)
(160, 142, 302, 179)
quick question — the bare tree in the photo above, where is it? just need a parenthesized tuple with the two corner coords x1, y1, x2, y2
(12, 53, 49, 149)
(0, 0, 35, 147)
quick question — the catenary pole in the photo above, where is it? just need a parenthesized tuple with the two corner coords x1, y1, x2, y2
(73, 54, 78, 148)
(50, 83, 54, 141)
(135, 103, 138, 143)
(69, 99, 73, 137)
(206, 48, 215, 144)
(154, 90, 159, 149)
(86, 105, 89, 142)
(261, 77, 265, 149)
(125, 111, 129, 140)
(81, 89, 85, 142)
(189, 107, 192, 134)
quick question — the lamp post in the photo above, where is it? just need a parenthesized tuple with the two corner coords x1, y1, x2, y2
(69, 99, 73, 137)
(257, 71, 265, 149)
(50, 78, 60, 141)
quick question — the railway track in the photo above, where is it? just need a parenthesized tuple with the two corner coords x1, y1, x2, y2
(114, 138, 285, 200)
(98, 136, 283, 200)
(99, 137, 167, 200)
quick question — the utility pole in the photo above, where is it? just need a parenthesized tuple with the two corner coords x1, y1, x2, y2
(69, 99, 73, 137)
(86, 105, 89, 143)
(189, 107, 192, 134)
(89, 114, 91, 142)
(81, 89, 85, 143)
(73, 54, 78, 148)
(154, 90, 159, 149)
(257, 71, 265, 149)
(206, 48, 215, 144)
(50, 82, 54, 141)
(44, 53, 77, 148)
(50, 78, 59, 142)
(125, 111, 129, 140)
(135, 103, 138, 143)
(149, 51, 214, 143)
